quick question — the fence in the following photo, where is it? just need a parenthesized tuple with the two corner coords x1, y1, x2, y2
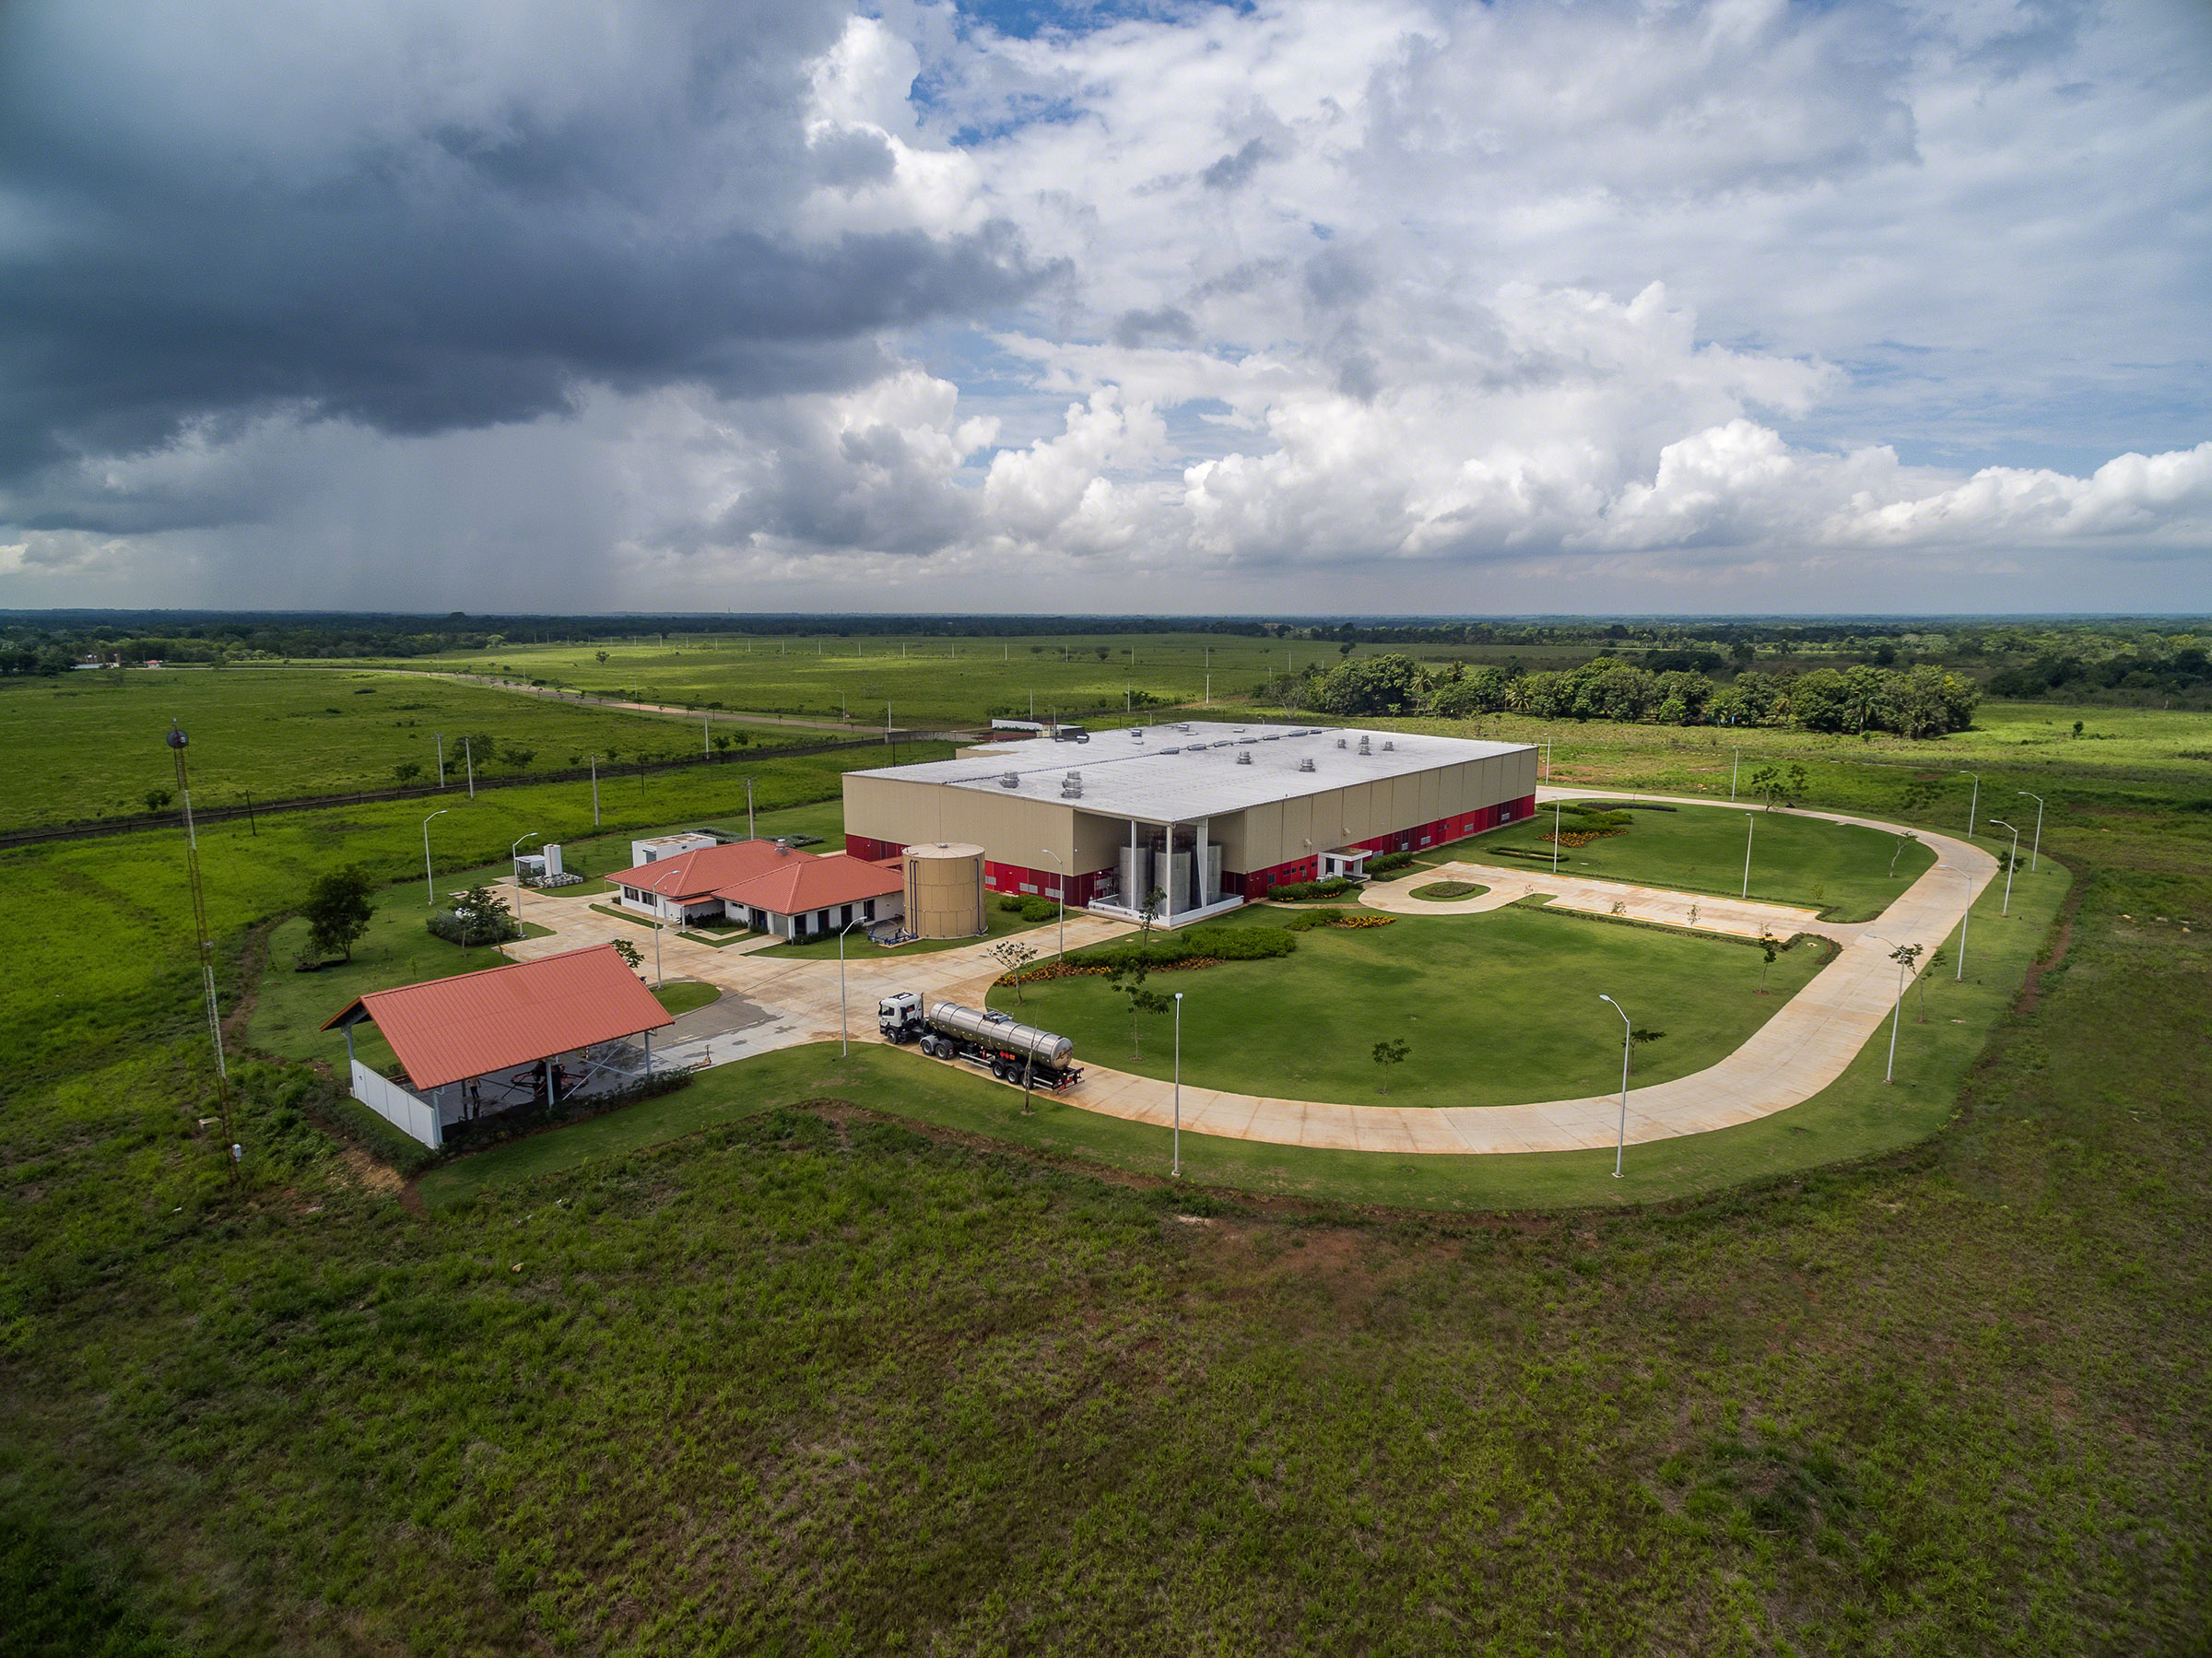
(350, 1060, 443, 1149)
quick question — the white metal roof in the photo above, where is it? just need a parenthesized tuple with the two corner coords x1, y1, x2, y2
(853, 722, 1533, 824)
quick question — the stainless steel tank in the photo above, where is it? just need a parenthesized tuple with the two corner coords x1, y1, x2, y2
(925, 1002, 1075, 1067)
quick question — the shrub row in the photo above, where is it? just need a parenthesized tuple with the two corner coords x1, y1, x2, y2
(996, 894, 1060, 923)
(1282, 907, 1394, 932)
(1366, 850, 1420, 875)
(1262, 876, 1358, 902)
(1069, 923, 1298, 971)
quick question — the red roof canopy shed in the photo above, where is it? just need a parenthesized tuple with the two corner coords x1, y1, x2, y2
(322, 943, 671, 1090)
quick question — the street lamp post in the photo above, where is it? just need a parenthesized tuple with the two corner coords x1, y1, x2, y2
(587, 755, 601, 827)
(1599, 994, 1630, 1179)
(838, 918, 865, 1057)
(1864, 933, 1912, 1083)
(1741, 810, 1755, 900)
(1041, 848, 1065, 959)
(422, 808, 449, 904)
(1551, 799, 1562, 875)
(745, 777, 755, 841)
(1991, 819, 2021, 915)
(464, 736, 476, 800)
(1954, 867, 1971, 980)
(1171, 991, 1183, 1179)
(2018, 792, 2045, 872)
(1730, 746, 1741, 801)
(1959, 771, 1978, 841)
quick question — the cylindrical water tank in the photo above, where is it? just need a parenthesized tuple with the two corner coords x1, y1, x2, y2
(1118, 845, 1150, 907)
(903, 841, 986, 938)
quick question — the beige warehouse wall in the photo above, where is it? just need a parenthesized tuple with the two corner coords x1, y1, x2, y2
(843, 773, 1080, 868)
(1232, 747, 1536, 868)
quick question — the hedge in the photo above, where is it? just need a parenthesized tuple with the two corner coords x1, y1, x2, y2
(1069, 923, 1297, 971)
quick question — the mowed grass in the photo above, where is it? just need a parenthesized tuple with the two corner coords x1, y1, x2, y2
(990, 903, 1828, 1106)
(1456, 800, 1936, 921)
(0, 667, 810, 831)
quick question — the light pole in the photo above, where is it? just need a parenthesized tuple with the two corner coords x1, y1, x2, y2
(1959, 771, 1978, 841)
(435, 732, 446, 788)
(1730, 746, 1741, 801)
(1740, 809, 1755, 900)
(1952, 866, 1971, 979)
(1541, 739, 1552, 783)
(2018, 792, 2044, 872)
(1864, 933, 1912, 1083)
(1551, 800, 1562, 875)
(1599, 994, 1630, 1179)
(511, 830, 540, 925)
(745, 778, 756, 841)
(1171, 991, 1183, 1179)
(1991, 818, 2021, 915)
(464, 736, 476, 799)
(1041, 848, 1066, 958)
(838, 917, 865, 1056)
(422, 808, 449, 904)
(587, 755, 601, 827)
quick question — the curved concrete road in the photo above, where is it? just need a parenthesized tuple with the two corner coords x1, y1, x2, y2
(1028, 794, 1998, 1154)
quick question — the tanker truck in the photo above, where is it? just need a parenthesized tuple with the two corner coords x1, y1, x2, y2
(877, 993, 1085, 1091)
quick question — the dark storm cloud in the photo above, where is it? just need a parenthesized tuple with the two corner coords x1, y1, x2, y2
(0, 0, 1059, 501)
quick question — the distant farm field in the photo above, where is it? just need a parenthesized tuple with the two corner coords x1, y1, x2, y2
(0, 668, 811, 831)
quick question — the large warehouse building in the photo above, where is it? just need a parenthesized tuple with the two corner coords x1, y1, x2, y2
(843, 722, 1538, 923)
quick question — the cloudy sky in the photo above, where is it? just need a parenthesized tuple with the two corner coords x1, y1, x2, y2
(1, 0, 2206, 615)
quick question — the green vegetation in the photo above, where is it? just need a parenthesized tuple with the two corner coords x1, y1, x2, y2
(0, 667, 810, 830)
(0, 663, 2203, 1654)
(650, 981, 720, 1018)
(997, 903, 1829, 1105)
(1409, 879, 1488, 900)
(1472, 800, 1936, 921)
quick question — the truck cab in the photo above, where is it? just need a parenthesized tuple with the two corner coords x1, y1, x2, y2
(877, 991, 924, 1043)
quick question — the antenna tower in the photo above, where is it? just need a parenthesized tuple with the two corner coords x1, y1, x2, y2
(168, 722, 239, 1182)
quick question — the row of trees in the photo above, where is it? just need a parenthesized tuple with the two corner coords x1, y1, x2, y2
(1277, 653, 1982, 736)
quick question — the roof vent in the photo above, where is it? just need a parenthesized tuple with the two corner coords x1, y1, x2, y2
(999, 771, 1020, 788)
(1129, 729, 1144, 739)
(1261, 733, 1281, 740)
(1177, 723, 1194, 733)
(774, 838, 792, 855)
(1159, 747, 1181, 755)
(1238, 736, 1256, 745)
(1382, 740, 1395, 751)
(1358, 735, 1372, 755)
(1298, 758, 1316, 772)
(1061, 783, 1083, 799)
(1236, 750, 1253, 765)
(1335, 737, 1347, 748)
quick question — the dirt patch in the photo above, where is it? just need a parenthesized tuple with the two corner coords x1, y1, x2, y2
(2015, 878, 2083, 1016)
(223, 915, 284, 1044)
(338, 1143, 403, 1198)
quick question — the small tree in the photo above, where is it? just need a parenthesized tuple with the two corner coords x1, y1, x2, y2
(595, 650, 610, 664)
(1371, 1038, 1409, 1093)
(1109, 961, 1171, 1058)
(393, 760, 423, 784)
(302, 865, 377, 962)
(1888, 830, 1917, 876)
(143, 786, 172, 814)
(1759, 930, 1780, 993)
(610, 938, 643, 974)
(1746, 765, 1782, 810)
(992, 938, 1041, 1003)
(1136, 884, 1166, 946)
(1888, 943, 1924, 1021)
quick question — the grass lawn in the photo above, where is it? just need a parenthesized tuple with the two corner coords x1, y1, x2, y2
(1409, 879, 1488, 900)
(0, 667, 814, 831)
(989, 902, 1830, 1107)
(651, 981, 720, 1017)
(1465, 800, 1936, 920)
(753, 896, 1061, 959)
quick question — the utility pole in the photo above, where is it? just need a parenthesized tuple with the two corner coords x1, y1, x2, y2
(166, 723, 239, 1185)
(464, 737, 475, 799)
(435, 732, 446, 788)
(1741, 811, 1755, 900)
(588, 756, 600, 827)
(745, 778, 755, 841)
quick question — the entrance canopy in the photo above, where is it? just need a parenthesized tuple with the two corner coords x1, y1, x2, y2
(322, 943, 672, 1090)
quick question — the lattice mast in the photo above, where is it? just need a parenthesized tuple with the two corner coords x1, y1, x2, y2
(168, 721, 239, 1180)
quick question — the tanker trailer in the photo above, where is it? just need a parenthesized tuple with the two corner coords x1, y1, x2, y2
(877, 994, 1084, 1091)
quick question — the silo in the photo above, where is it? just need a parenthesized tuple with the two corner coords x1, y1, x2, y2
(903, 841, 987, 938)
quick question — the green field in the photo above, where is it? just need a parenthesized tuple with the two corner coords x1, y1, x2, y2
(355, 631, 1342, 727)
(2, 687, 2206, 1654)
(0, 667, 814, 831)
(1477, 799, 1936, 921)
(991, 903, 1828, 1106)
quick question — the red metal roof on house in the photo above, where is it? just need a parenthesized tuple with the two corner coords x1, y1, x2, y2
(604, 839, 798, 900)
(320, 943, 672, 1091)
(715, 852, 903, 917)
